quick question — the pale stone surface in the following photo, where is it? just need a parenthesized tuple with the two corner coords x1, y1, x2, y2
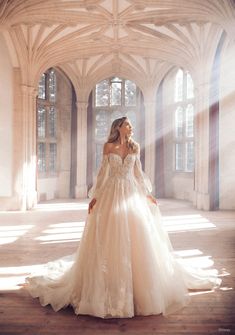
(37, 178, 57, 201)
(219, 43, 235, 209)
(0, 34, 13, 197)
(172, 174, 194, 202)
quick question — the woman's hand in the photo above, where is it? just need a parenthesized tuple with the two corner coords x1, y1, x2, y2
(147, 194, 158, 205)
(88, 198, 97, 214)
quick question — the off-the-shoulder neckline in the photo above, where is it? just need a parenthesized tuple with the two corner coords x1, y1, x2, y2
(104, 152, 137, 163)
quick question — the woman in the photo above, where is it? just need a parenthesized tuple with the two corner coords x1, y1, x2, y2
(26, 116, 221, 318)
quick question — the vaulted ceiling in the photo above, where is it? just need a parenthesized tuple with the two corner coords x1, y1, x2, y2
(1, 0, 235, 96)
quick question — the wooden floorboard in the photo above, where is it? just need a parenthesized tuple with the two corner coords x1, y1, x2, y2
(0, 199, 234, 335)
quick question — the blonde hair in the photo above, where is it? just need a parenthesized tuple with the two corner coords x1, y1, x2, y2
(107, 116, 138, 153)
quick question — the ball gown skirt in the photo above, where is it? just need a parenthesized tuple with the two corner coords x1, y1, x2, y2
(25, 153, 222, 318)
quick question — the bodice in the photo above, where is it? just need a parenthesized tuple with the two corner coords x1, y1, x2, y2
(108, 153, 136, 179)
(88, 151, 152, 199)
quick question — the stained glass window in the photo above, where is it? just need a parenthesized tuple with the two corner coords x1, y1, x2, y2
(175, 106, 184, 137)
(125, 80, 136, 106)
(174, 69, 194, 172)
(49, 143, 57, 172)
(38, 73, 46, 99)
(37, 68, 57, 176)
(186, 142, 194, 172)
(48, 69, 56, 102)
(95, 111, 109, 139)
(49, 107, 56, 138)
(175, 69, 183, 102)
(37, 106, 46, 138)
(95, 80, 109, 106)
(37, 143, 46, 172)
(175, 143, 184, 171)
(111, 81, 122, 105)
(186, 104, 194, 137)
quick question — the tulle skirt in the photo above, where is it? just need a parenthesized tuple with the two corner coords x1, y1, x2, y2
(26, 177, 221, 318)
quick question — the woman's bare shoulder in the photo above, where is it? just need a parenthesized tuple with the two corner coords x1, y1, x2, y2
(135, 141, 140, 149)
(103, 142, 114, 154)
(133, 141, 140, 154)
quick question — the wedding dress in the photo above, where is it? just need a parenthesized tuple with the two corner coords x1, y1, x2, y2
(26, 153, 221, 318)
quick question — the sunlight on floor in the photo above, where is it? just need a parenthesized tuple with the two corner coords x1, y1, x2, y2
(189, 286, 233, 296)
(34, 221, 86, 244)
(0, 256, 75, 291)
(188, 289, 217, 296)
(173, 249, 203, 257)
(0, 225, 34, 245)
(163, 214, 216, 232)
(180, 256, 215, 268)
(34, 201, 88, 211)
(0, 264, 44, 291)
(173, 249, 216, 268)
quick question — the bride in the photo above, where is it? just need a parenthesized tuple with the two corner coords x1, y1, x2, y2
(25, 116, 221, 318)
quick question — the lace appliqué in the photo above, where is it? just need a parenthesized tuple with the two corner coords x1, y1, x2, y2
(108, 153, 134, 180)
(89, 152, 152, 199)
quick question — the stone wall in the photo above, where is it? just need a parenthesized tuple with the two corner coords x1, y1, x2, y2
(0, 34, 13, 209)
(219, 43, 235, 209)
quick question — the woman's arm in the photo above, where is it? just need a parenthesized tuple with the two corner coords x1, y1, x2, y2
(134, 143, 157, 205)
(88, 143, 111, 213)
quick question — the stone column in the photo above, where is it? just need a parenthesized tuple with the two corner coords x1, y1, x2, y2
(20, 84, 37, 210)
(142, 90, 156, 194)
(193, 80, 211, 210)
(75, 101, 88, 198)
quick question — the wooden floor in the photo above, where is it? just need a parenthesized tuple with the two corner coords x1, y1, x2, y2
(0, 199, 234, 335)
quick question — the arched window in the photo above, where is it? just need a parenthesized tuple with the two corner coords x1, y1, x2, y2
(174, 69, 194, 172)
(92, 77, 140, 171)
(37, 68, 57, 176)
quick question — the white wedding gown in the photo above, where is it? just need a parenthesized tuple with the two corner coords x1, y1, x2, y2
(26, 153, 222, 318)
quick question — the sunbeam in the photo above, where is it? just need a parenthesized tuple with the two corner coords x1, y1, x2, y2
(0, 225, 34, 245)
(162, 214, 216, 232)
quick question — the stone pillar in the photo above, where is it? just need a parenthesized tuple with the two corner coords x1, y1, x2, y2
(193, 81, 211, 210)
(75, 101, 88, 198)
(142, 90, 156, 194)
(20, 84, 37, 210)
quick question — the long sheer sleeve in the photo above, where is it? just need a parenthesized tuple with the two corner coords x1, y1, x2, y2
(134, 154, 152, 195)
(88, 154, 110, 199)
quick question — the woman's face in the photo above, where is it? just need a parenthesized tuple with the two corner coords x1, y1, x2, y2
(119, 119, 133, 137)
